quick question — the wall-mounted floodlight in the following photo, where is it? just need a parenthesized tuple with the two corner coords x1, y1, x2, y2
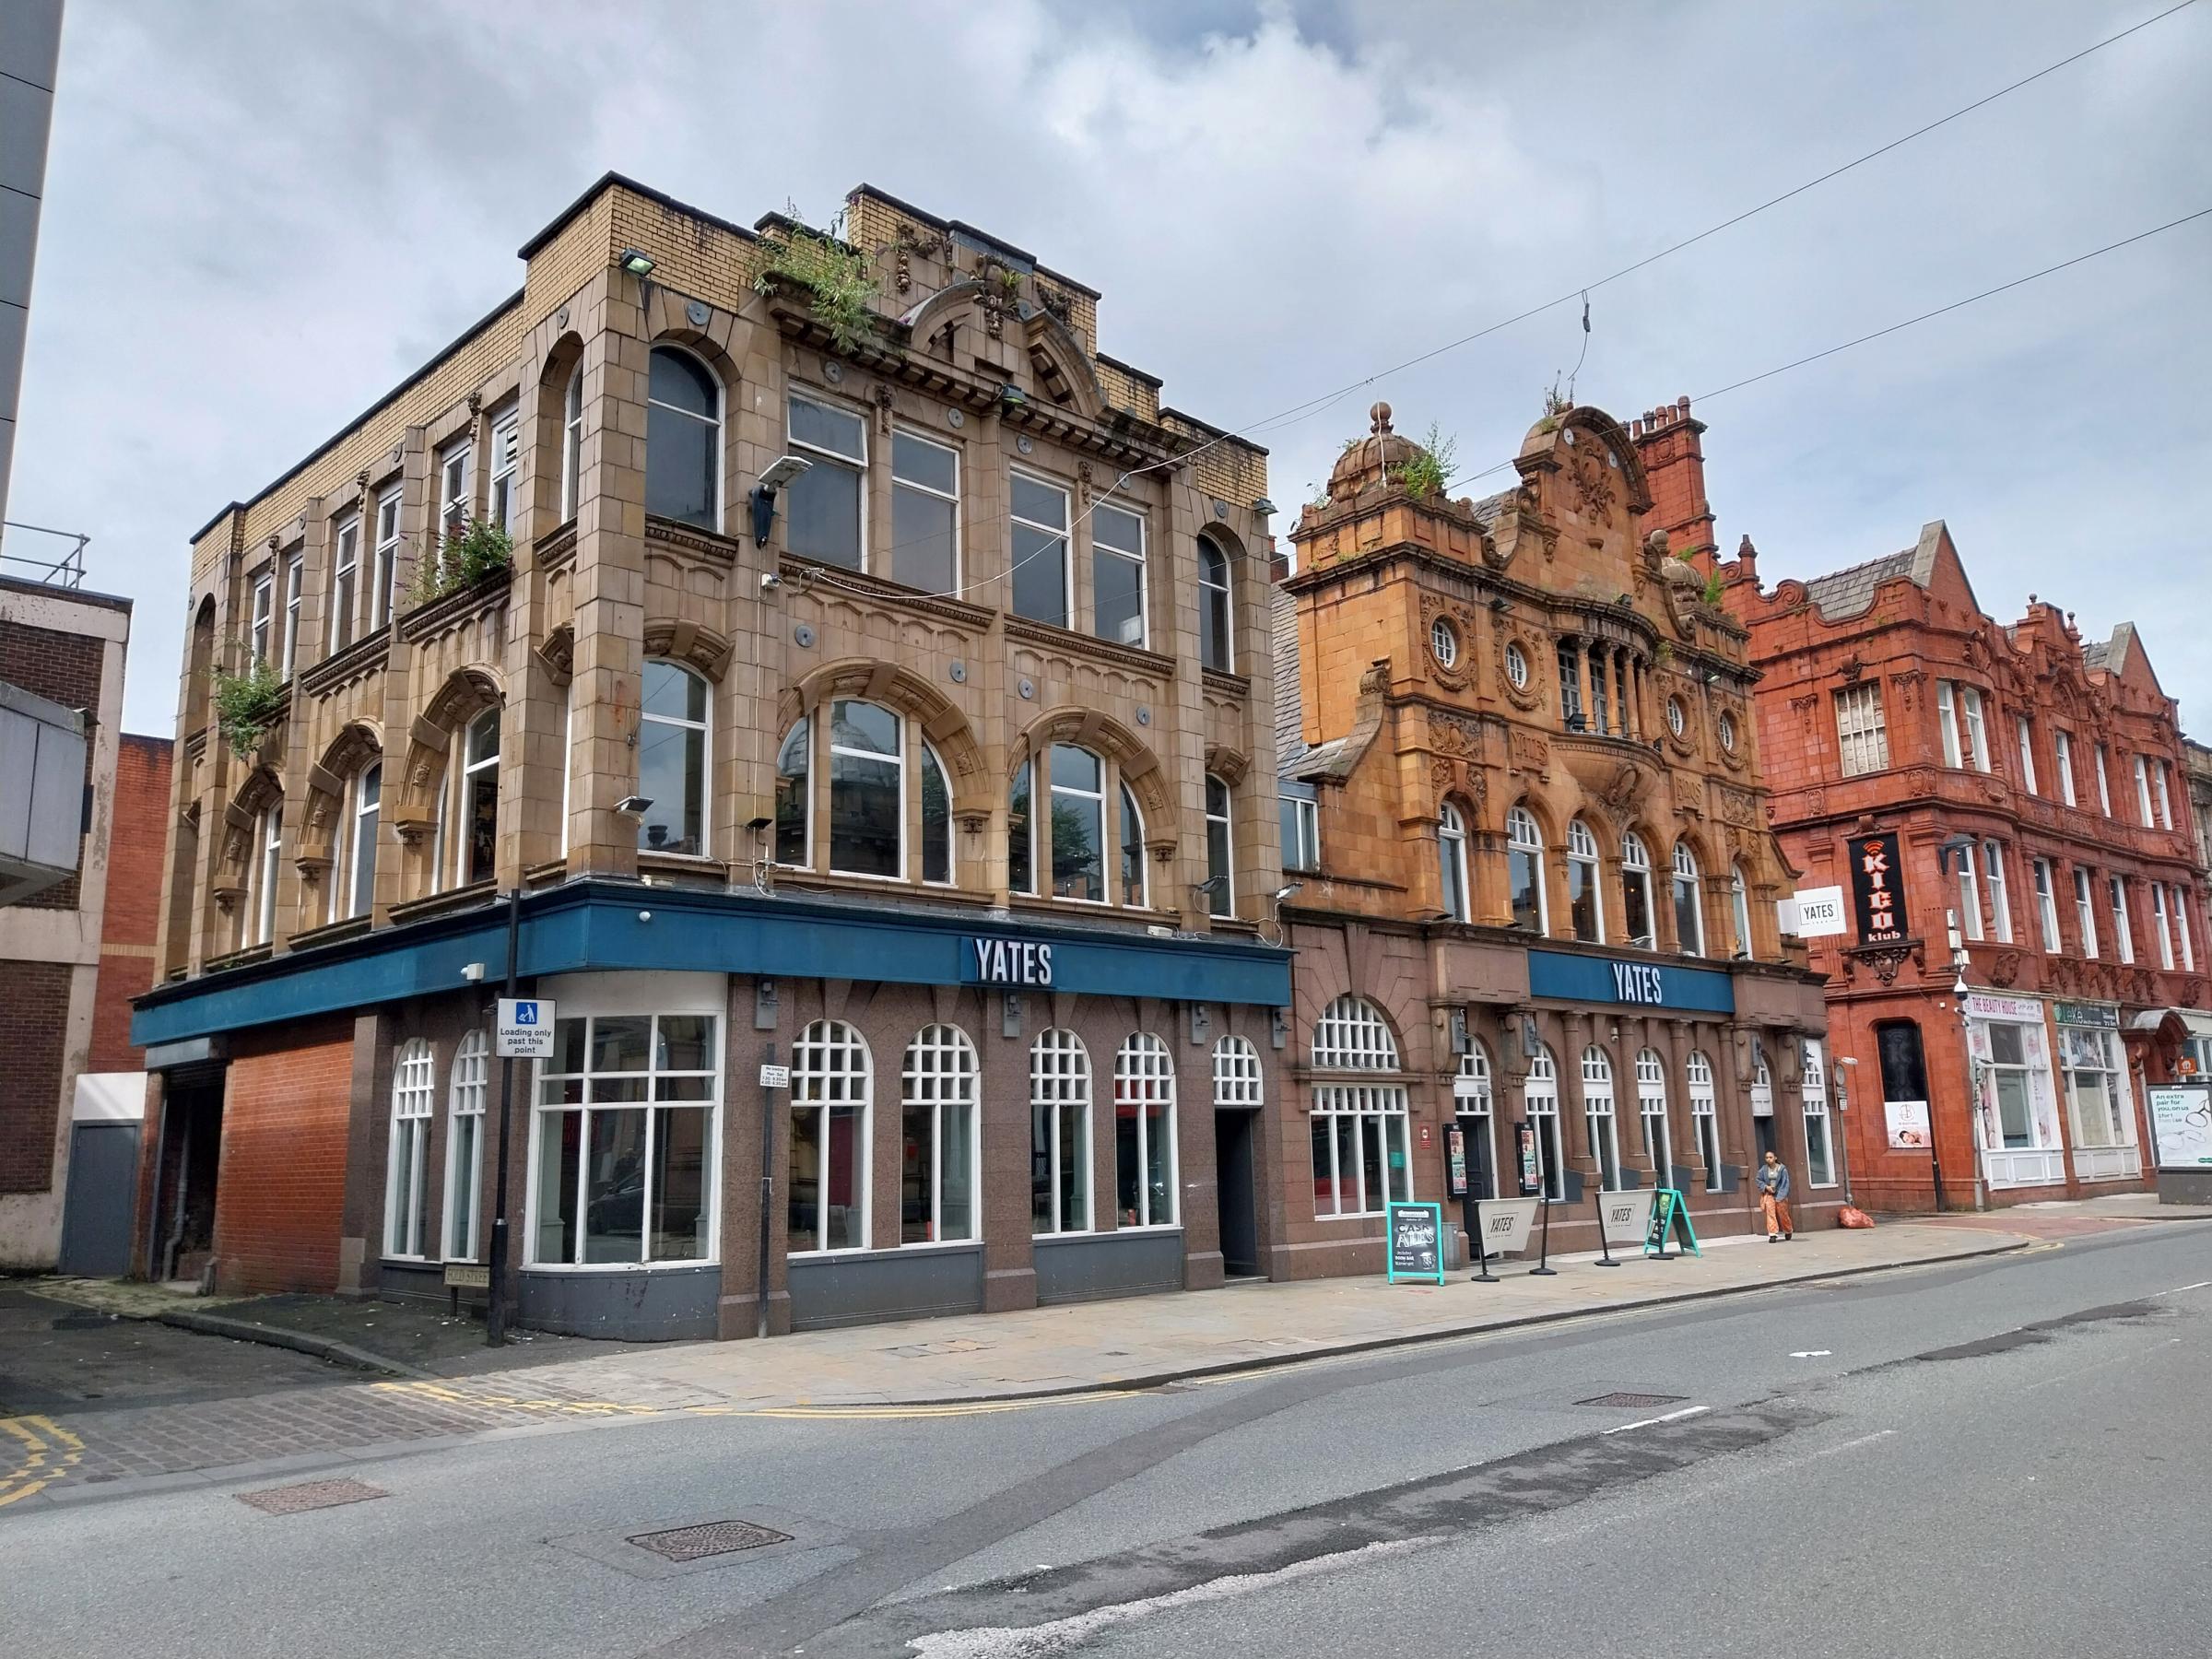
(619, 249, 656, 276)
(615, 794, 653, 817)
(751, 453, 815, 546)
(1252, 497, 1277, 516)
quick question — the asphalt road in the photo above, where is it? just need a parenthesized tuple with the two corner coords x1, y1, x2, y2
(6, 1222, 2208, 1659)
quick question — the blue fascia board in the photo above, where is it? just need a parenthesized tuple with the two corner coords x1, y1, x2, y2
(132, 883, 1291, 1047)
(1524, 947, 1736, 1016)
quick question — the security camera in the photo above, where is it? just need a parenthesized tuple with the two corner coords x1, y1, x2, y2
(638, 910, 653, 924)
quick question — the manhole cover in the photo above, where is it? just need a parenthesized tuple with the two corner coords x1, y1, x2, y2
(1576, 1392, 1688, 1409)
(238, 1478, 388, 1514)
(629, 1520, 792, 1561)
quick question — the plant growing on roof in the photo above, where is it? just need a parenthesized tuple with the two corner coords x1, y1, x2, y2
(210, 653, 288, 754)
(406, 518, 513, 609)
(756, 215, 878, 353)
(1393, 422, 1458, 501)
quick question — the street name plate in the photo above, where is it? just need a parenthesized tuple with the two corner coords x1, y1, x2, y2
(443, 1262, 489, 1288)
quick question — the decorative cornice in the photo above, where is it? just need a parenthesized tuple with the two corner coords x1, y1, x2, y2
(782, 556, 994, 631)
(396, 568, 512, 645)
(298, 624, 392, 700)
(643, 515, 741, 565)
(1002, 614, 1175, 678)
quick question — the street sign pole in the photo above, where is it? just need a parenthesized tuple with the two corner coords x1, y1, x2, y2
(486, 887, 521, 1347)
(1467, 1128, 1496, 1283)
(756, 1042, 779, 1340)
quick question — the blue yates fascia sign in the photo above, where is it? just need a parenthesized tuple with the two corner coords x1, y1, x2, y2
(967, 937, 1054, 987)
(1525, 949, 1736, 1015)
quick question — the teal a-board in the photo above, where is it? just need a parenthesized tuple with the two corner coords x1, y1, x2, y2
(1643, 1189, 1702, 1258)
(1386, 1201, 1446, 1284)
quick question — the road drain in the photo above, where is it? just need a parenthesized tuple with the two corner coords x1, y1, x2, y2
(629, 1520, 793, 1561)
(1576, 1392, 1688, 1409)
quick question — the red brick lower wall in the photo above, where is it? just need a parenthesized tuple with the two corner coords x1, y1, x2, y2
(213, 1018, 356, 1294)
(0, 960, 75, 1193)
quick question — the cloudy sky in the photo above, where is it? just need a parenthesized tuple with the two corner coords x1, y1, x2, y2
(12, 0, 2209, 735)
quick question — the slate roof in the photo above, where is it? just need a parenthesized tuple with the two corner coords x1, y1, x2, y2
(1803, 550, 1913, 619)
(1271, 581, 1307, 775)
(2080, 638, 2111, 672)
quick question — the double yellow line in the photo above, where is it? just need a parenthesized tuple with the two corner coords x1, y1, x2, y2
(0, 1416, 84, 1509)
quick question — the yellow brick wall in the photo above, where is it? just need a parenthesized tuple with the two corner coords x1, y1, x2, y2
(1094, 359, 1159, 420)
(607, 191, 761, 314)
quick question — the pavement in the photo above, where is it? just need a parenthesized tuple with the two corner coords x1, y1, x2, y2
(2, 1194, 2204, 1516)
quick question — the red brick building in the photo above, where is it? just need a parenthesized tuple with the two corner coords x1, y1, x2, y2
(1732, 521, 2206, 1211)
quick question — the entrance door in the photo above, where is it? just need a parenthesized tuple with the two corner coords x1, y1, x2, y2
(1754, 1115, 1777, 1162)
(59, 1121, 141, 1277)
(1214, 1110, 1261, 1277)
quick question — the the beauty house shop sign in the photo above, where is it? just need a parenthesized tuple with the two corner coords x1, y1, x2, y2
(1849, 831, 1907, 946)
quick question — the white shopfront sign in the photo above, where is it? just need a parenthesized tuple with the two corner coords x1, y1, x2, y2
(1597, 1188, 1658, 1247)
(1789, 885, 1848, 939)
(2147, 1087, 2212, 1169)
(1963, 992, 2064, 1188)
(1476, 1196, 1541, 1255)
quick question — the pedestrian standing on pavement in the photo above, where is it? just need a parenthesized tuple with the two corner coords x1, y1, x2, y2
(1757, 1150, 1794, 1241)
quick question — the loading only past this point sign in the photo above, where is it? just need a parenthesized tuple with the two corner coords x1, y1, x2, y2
(496, 997, 557, 1058)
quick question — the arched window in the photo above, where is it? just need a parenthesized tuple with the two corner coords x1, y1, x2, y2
(644, 346, 720, 530)
(439, 707, 500, 890)
(1750, 1042, 1772, 1119)
(922, 743, 952, 886)
(247, 803, 283, 947)
(1009, 758, 1034, 896)
(1113, 1033, 1178, 1227)
(327, 518, 359, 654)
(901, 1025, 978, 1244)
(638, 660, 707, 856)
(1030, 1029, 1091, 1234)
(1730, 862, 1753, 959)
(1198, 535, 1233, 672)
(1672, 841, 1705, 957)
(1213, 1035, 1263, 1107)
(332, 761, 382, 923)
(1637, 1048, 1671, 1191)
(828, 699, 902, 877)
(1438, 802, 1471, 923)
(561, 364, 583, 520)
(1802, 1041, 1834, 1188)
(1454, 1041, 1495, 1200)
(1582, 1045, 1621, 1191)
(1053, 745, 1107, 901)
(1310, 994, 1407, 1218)
(774, 717, 810, 865)
(790, 1020, 871, 1253)
(1568, 818, 1605, 943)
(1508, 805, 1547, 933)
(1311, 994, 1398, 1070)
(1205, 774, 1233, 918)
(1687, 1049, 1722, 1192)
(1119, 782, 1148, 908)
(1524, 1042, 1564, 1201)
(444, 1030, 488, 1262)
(385, 1038, 435, 1259)
(1621, 831, 1655, 949)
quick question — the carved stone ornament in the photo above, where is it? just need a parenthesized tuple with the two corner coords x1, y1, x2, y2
(1840, 654, 1865, 684)
(1431, 711, 1485, 760)
(1509, 728, 1550, 776)
(1430, 757, 1455, 793)
(1569, 443, 1616, 523)
(1846, 942, 1923, 986)
(1989, 950, 2024, 989)
(1718, 783, 1758, 827)
(1594, 760, 1645, 825)
(873, 383, 894, 432)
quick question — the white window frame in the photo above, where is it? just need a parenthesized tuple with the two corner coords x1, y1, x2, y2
(1205, 773, 1234, 918)
(2136, 754, 2156, 828)
(1045, 744, 1108, 906)
(900, 1024, 981, 1246)
(436, 437, 473, 547)
(827, 698, 905, 881)
(1620, 831, 1655, 949)
(2017, 716, 2038, 795)
(1213, 1035, 1264, 1108)
(1688, 1050, 1723, 1193)
(561, 365, 583, 521)
(646, 346, 724, 533)
(2060, 1022, 2135, 1152)
(1116, 780, 1147, 908)
(280, 553, 302, 677)
(1281, 793, 1320, 873)
(1112, 1033, 1179, 1228)
(1936, 680, 1961, 769)
(789, 1018, 874, 1256)
(1439, 802, 1471, 924)
(1505, 641, 1530, 689)
(1455, 1044, 1497, 1201)
(1672, 841, 1705, 957)
(2179, 887, 2197, 973)
(328, 514, 360, 653)
(889, 426, 961, 593)
(1802, 1041, 1836, 1188)
(1960, 685, 1990, 771)
(1957, 844, 1983, 942)
(249, 571, 274, 667)
(1312, 994, 1400, 1071)
(1729, 863, 1753, 959)
(1835, 682, 1888, 776)
(1508, 805, 1548, 934)
(1582, 1045, 1622, 1192)
(1198, 535, 1234, 673)
(638, 658, 710, 859)
(2154, 762, 2174, 831)
(2152, 882, 2175, 970)
(385, 1038, 435, 1260)
(1636, 1047, 1670, 1189)
(1030, 1028, 1092, 1235)
(787, 391, 866, 569)
(1309, 1083, 1410, 1218)
(371, 485, 402, 632)
(1566, 818, 1605, 944)
(331, 760, 382, 924)
(443, 1029, 488, 1261)
(922, 741, 955, 888)
(2074, 867, 2100, 958)
(1983, 841, 2013, 944)
(2095, 744, 2113, 816)
(1090, 500, 1149, 649)
(1430, 616, 1458, 668)
(487, 406, 521, 533)
(1008, 468, 1073, 629)
(2032, 858, 2061, 953)
(2053, 729, 2077, 806)
(249, 804, 282, 947)
(2110, 875, 2135, 963)
(442, 707, 501, 891)
(1524, 1043, 1565, 1202)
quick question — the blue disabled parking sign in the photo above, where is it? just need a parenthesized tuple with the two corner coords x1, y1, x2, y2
(497, 997, 556, 1057)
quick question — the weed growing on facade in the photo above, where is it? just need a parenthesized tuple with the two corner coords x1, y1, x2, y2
(757, 219, 878, 352)
(210, 655, 287, 754)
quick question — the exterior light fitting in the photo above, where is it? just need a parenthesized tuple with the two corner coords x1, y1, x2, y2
(619, 249, 656, 276)
(615, 794, 653, 816)
(1252, 497, 1277, 516)
(750, 453, 814, 546)
(998, 382, 1027, 408)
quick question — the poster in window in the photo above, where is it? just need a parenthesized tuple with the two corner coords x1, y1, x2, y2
(1885, 1099, 1932, 1149)
(1848, 831, 1907, 946)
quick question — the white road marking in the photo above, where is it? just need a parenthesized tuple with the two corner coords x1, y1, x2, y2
(1602, 1405, 1711, 1435)
(2153, 1280, 2212, 1296)
(1789, 1350, 1832, 1358)
(906, 1535, 1443, 1657)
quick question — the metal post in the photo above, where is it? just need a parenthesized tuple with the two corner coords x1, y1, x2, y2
(756, 1040, 777, 1340)
(1528, 1176, 1558, 1277)
(1592, 1180, 1620, 1266)
(1467, 1130, 1496, 1283)
(485, 886, 521, 1347)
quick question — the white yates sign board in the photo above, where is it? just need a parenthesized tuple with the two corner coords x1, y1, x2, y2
(1476, 1197, 1541, 1255)
(1597, 1188, 1659, 1247)
(495, 997, 557, 1058)
(2147, 1088, 2212, 1169)
(1790, 885, 1848, 939)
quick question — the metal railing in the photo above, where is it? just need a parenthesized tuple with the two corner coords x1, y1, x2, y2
(0, 521, 90, 588)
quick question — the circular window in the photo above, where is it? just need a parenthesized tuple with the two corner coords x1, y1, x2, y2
(1504, 642, 1529, 688)
(1430, 618, 1458, 668)
(1719, 711, 1737, 751)
(1666, 697, 1686, 737)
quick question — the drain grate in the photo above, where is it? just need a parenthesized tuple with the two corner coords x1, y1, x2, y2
(629, 1520, 792, 1562)
(1576, 1391, 1688, 1409)
(238, 1477, 388, 1515)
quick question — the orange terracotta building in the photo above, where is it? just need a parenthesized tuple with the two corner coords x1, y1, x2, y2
(1733, 521, 2208, 1210)
(1269, 399, 1832, 1273)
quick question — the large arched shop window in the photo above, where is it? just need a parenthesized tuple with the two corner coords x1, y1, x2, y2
(1030, 1029, 1091, 1234)
(901, 1025, 979, 1243)
(790, 1020, 871, 1253)
(385, 1038, 435, 1260)
(1113, 1033, 1178, 1227)
(1672, 840, 1705, 956)
(1438, 803, 1471, 923)
(1687, 1049, 1722, 1191)
(638, 660, 707, 857)
(1507, 805, 1547, 933)
(1582, 1044, 1621, 1191)
(1524, 1042, 1565, 1201)
(1620, 831, 1656, 948)
(444, 1030, 488, 1261)
(644, 346, 721, 530)
(1568, 818, 1605, 943)
(1310, 994, 1408, 1218)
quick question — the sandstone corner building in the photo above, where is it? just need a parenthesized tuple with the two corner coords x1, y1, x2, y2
(134, 176, 1288, 1338)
